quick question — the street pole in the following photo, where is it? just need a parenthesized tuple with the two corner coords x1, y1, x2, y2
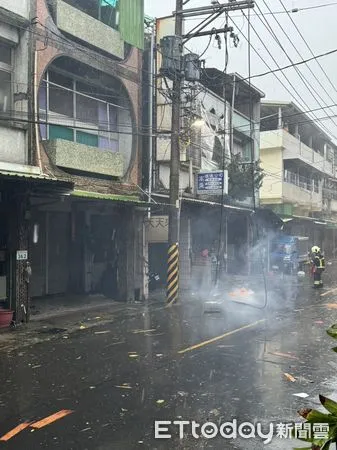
(167, 0, 183, 306)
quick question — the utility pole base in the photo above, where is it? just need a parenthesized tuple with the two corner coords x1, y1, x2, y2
(167, 243, 179, 306)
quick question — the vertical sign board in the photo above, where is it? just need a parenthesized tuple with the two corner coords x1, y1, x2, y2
(145, 215, 169, 243)
(197, 170, 228, 196)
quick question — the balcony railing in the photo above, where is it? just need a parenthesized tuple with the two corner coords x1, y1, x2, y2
(261, 129, 334, 176)
(323, 187, 337, 201)
(284, 171, 319, 193)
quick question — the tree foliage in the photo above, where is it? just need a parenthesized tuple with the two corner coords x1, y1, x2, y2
(225, 154, 264, 201)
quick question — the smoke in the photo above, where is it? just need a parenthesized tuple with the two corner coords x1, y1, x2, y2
(189, 229, 300, 326)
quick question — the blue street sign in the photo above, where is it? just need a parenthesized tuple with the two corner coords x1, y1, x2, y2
(197, 170, 228, 195)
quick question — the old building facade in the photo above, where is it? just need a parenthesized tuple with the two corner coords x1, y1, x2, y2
(0, 0, 147, 322)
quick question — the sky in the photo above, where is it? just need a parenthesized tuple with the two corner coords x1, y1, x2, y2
(144, 0, 337, 142)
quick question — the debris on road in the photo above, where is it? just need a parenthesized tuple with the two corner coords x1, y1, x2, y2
(229, 288, 254, 297)
(156, 399, 165, 405)
(128, 352, 139, 358)
(132, 329, 157, 334)
(269, 351, 299, 360)
(114, 384, 132, 390)
(293, 393, 309, 398)
(284, 373, 296, 382)
(326, 303, 337, 309)
(203, 301, 223, 313)
(177, 391, 188, 397)
(94, 331, 110, 335)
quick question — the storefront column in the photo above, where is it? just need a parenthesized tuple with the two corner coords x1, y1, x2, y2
(8, 193, 29, 323)
(84, 211, 91, 293)
(247, 215, 251, 275)
(119, 208, 136, 302)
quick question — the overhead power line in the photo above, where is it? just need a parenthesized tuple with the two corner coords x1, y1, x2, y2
(249, 47, 337, 82)
(3, 107, 337, 138)
(237, 11, 337, 140)
(254, 1, 337, 135)
(277, 0, 337, 98)
(183, 2, 337, 20)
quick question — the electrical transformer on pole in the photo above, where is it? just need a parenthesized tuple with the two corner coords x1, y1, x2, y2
(163, 1, 255, 305)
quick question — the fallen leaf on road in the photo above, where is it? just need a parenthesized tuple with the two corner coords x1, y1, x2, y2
(79, 325, 86, 330)
(326, 303, 337, 309)
(293, 393, 309, 398)
(269, 351, 299, 360)
(156, 400, 165, 405)
(284, 373, 296, 382)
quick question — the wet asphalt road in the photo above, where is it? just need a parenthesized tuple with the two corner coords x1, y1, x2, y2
(0, 277, 337, 449)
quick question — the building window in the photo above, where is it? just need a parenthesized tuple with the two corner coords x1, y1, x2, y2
(0, 42, 12, 114)
(39, 69, 123, 152)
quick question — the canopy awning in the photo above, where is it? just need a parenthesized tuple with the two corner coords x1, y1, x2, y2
(0, 170, 73, 195)
(71, 190, 148, 205)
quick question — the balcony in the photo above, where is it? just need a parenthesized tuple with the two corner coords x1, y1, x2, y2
(44, 139, 124, 177)
(260, 129, 333, 176)
(56, 0, 124, 59)
(283, 172, 322, 211)
(283, 183, 322, 211)
(0, 0, 29, 22)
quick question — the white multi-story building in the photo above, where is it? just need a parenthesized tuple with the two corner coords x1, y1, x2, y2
(260, 100, 337, 253)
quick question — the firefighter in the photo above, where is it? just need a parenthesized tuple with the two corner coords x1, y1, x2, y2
(310, 246, 325, 288)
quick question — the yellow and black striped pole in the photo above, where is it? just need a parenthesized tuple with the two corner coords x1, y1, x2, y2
(167, 243, 179, 306)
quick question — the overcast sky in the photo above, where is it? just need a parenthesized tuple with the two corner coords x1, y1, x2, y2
(144, 0, 337, 141)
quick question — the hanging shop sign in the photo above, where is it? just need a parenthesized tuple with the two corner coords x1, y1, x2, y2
(197, 170, 228, 196)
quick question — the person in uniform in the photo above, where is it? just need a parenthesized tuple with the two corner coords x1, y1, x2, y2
(310, 246, 325, 288)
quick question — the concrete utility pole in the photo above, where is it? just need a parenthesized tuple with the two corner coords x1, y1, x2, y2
(166, 0, 255, 306)
(167, 0, 183, 306)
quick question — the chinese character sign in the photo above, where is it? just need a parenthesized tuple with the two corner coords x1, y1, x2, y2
(197, 171, 228, 196)
(145, 216, 169, 243)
